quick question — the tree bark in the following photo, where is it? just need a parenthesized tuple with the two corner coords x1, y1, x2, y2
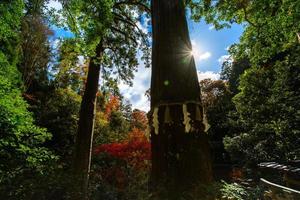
(150, 0, 213, 198)
(72, 43, 103, 199)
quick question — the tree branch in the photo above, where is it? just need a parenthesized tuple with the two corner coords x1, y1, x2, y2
(113, 12, 137, 28)
(110, 26, 139, 46)
(242, 7, 257, 28)
(114, 0, 151, 13)
(113, 11, 149, 47)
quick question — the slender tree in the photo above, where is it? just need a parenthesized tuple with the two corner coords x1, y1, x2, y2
(60, 0, 150, 198)
(72, 43, 103, 199)
(150, 0, 212, 198)
(19, 0, 53, 92)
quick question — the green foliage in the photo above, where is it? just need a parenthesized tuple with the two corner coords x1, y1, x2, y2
(53, 38, 85, 91)
(93, 95, 131, 145)
(225, 46, 300, 164)
(189, 0, 300, 64)
(200, 79, 234, 163)
(1, 0, 299, 198)
(59, 0, 151, 86)
(0, 75, 57, 197)
(63, 0, 114, 51)
(0, 1, 57, 197)
(219, 181, 248, 200)
(220, 51, 251, 95)
(190, 0, 300, 165)
(0, 0, 24, 81)
(0, 77, 53, 164)
(31, 88, 81, 167)
(214, 181, 264, 200)
(59, 0, 113, 55)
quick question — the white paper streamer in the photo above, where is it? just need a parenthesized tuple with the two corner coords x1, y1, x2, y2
(182, 104, 192, 133)
(152, 107, 159, 135)
(203, 112, 210, 132)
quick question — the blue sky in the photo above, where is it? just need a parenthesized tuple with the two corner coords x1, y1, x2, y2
(48, 0, 244, 111)
(188, 20, 244, 73)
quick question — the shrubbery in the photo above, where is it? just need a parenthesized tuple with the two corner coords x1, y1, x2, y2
(91, 128, 151, 200)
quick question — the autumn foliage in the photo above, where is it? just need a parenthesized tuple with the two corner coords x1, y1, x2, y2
(131, 109, 148, 130)
(104, 95, 120, 119)
(93, 128, 151, 169)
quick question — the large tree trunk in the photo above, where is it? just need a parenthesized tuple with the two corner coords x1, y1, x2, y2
(150, 0, 212, 198)
(72, 43, 103, 199)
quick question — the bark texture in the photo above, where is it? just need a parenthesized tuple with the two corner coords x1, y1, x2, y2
(150, 0, 213, 198)
(72, 44, 103, 199)
(151, 0, 200, 105)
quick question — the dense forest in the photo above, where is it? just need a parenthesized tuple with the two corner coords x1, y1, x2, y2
(0, 0, 299, 199)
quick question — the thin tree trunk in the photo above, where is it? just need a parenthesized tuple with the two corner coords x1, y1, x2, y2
(72, 43, 103, 199)
(150, 0, 212, 198)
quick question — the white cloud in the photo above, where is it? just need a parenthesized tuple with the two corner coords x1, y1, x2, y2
(135, 15, 151, 46)
(119, 63, 151, 112)
(47, 0, 62, 10)
(197, 71, 220, 81)
(225, 46, 231, 51)
(136, 21, 148, 34)
(192, 50, 212, 61)
(209, 25, 215, 30)
(51, 38, 60, 49)
(198, 52, 212, 61)
(218, 55, 232, 65)
(191, 41, 212, 61)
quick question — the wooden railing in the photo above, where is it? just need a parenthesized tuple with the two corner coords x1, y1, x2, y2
(260, 178, 300, 200)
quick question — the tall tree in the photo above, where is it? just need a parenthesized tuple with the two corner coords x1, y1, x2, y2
(19, 0, 53, 92)
(150, 0, 212, 198)
(60, 0, 150, 197)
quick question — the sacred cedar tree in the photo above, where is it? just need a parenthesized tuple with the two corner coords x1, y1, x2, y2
(150, 0, 212, 198)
